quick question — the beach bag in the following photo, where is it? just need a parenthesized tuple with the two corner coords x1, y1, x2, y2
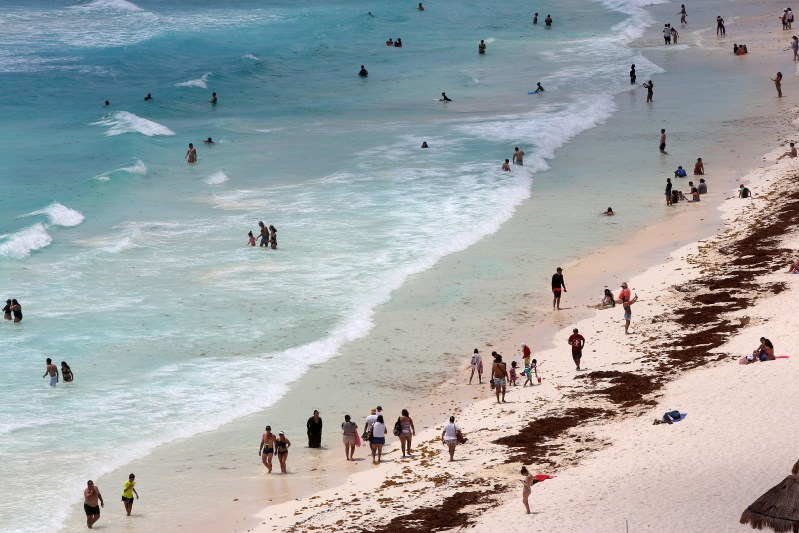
(456, 429, 467, 444)
(393, 417, 402, 437)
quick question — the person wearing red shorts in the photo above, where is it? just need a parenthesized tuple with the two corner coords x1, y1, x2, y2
(551, 267, 566, 310)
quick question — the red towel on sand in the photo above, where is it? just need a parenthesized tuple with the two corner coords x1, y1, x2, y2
(534, 474, 555, 481)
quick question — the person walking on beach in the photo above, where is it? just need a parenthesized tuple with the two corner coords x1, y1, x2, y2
(492, 354, 509, 403)
(185, 143, 197, 163)
(441, 416, 460, 461)
(10, 299, 22, 323)
(513, 147, 524, 165)
(629, 64, 636, 84)
(469, 348, 483, 384)
(43, 358, 58, 387)
(659, 129, 667, 153)
(679, 4, 687, 24)
(83, 480, 104, 529)
(777, 142, 797, 160)
(567, 328, 586, 370)
(259, 425, 277, 473)
(306, 410, 322, 448)
(643, 80, 653, 102)
(370, 415, 387, 464)
(258, 221, 269, 247)
(269, 225, 277, 249)
(739, 184, 752, 198)
(619, 282, 639, 334)
(791, 36, 799, 60)
(341, 414, 358, 461)
(398, 409, 416, 457)
(121, 473, 139, 517)
(551, 267, 566, 310)
(772, 72, 783, 97)
(275, 432, 291, 473)
(666, 177, 673, 206)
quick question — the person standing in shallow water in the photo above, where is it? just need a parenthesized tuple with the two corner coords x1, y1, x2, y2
(660, 129, 667, 153)
(258, 221, 269, 248)
(306, 410, 322, 448)
(551, 267, 566, 310)
(11, 298, 22, 322)
(185, 143, 197, 163)
(269, 225, 277, 249)
(83, 480, 104, 529)
(3, 299, 11, 320)
(679, 4, 687, 24)
(629, 64, 636, 84)
(643, 80, 653, 102)
(773, 72, 783, 97)
(478, 40, 486, 54)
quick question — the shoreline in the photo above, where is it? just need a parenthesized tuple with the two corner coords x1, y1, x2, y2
(246, 3, 799, 532)
(58, 0, 799, 531)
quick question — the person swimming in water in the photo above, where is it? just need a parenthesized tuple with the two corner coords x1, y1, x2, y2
(533, 12, 538, 24)
(144, 93, 152, 101)
(602, 207, 615, 216)
(534, 82, 544, 93)
(421, 141, 429, 148)
(359, 65, 368, 77)
(203, 137, 214, 144)
(501, 159, 512, 172)
(210, 92, 217, 104)
(104, 100, 110, 106)
(440, 92, 452, 102)
(247, 231, 256, 247)
(418, 3, 424, 11)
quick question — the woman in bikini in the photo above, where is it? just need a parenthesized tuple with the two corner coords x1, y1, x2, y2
(520, 466, 540, 513)
(61, 361, 74, 382)
(275, 432, 291, 473)
(399, 409, 416, 457)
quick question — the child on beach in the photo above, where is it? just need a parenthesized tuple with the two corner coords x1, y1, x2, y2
(523, 359, 540, 387)
(247, 231, 256, 246)
(509, 361, 518, 386)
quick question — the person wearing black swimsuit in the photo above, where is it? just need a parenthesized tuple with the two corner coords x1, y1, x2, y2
(10, 299, 22, 323)
(275, 432, 292, 474)
(2, 299, 11, 320)
(259, 426, 277, 473)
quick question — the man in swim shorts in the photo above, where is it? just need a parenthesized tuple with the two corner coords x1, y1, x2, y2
(492, 354, 508, 403)
(567, 328, 585, 371)
(513, 147, 524, 165)
(43, 358, 58, 387)
(259, 425, 277, 473)
(660, 129, 667, 153)
(551, 267, 566, 310)
(83, 480, 104, 529)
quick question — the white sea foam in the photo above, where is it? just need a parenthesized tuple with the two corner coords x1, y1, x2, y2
(95, 175, 111, 181)
(242, 54, 260, 61)
(176, 72, 211, 88)
(205, 171, 229, 185)
(0, 223, 52, 258)
(78, 0, 145, 12)
(22, 202, 85, 227)
(92, 112, 175, 137)
(120, 159, 148, 175)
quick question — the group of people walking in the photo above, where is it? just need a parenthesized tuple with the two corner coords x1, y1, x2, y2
(80, 474, 139, 529)
(248, 221, 277, 249)
(3, 298, 22, 322)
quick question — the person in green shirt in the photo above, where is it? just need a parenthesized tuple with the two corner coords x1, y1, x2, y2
(121, 473, 139, 516)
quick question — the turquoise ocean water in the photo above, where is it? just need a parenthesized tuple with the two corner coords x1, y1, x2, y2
(4, 0, 768, 530)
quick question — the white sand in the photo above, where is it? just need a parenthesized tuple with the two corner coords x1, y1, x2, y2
(244, 6, 799, 533)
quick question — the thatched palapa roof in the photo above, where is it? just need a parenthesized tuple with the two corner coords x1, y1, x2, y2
(740, 460, 799, 533)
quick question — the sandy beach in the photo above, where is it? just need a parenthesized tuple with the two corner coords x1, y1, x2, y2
(223, 3, 799, 533)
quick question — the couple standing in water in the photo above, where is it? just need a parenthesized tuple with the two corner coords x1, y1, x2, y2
(248, 221, 277, 249)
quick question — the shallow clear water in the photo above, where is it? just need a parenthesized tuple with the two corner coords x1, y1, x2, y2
(3, 0, 767, 530)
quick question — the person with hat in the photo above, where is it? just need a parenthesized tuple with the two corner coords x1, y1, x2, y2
(619, 282, 639, 334)
(551, 267, 566, 310)
(259, 425, 277, 472)
(275, 431, 291, 473)
(567, 328, 586, 371)
(306, 410, 322, 448)
(469, 348, 483, 384)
